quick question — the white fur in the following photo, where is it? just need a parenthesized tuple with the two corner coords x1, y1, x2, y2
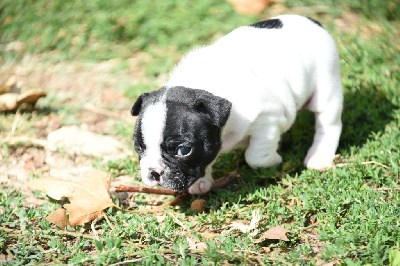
(188, 166, 214, 194)
(140, 93, 168, 186)
(165, 15, 343, 194)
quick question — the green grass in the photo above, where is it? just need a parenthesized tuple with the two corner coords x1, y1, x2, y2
(1, 0, 400, 264)
(0, 0, 256, 61)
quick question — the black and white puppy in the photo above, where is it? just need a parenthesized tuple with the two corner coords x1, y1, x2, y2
(131, 15, 343, 194)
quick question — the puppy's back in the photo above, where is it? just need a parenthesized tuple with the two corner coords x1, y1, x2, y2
(167, 15, 340, 115)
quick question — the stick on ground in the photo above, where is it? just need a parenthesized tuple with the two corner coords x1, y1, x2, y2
(115, 171, 240, 211)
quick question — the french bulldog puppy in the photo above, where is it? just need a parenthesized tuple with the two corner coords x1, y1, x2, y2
(131, 15, 343, 195)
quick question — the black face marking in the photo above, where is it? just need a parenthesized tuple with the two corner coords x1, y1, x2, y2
(131, 86, 232, 191)
(131, 87, 167, 116)
(158, 86, 231, 190)
(250, 19, 283, 29)
(133, 116, 145, 160)
(306, 17, 324, 28)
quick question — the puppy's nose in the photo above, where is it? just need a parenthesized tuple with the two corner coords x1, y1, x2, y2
(149, 169, 164, 182)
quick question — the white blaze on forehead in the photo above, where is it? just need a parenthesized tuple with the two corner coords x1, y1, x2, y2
(140, 94, 167, 167)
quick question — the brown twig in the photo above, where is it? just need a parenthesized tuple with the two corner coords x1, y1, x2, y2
(115, 185, 185, 196)
(115, 171, 240, 212)
(116, 171, 240, 195)
(212, 170, 240, 189)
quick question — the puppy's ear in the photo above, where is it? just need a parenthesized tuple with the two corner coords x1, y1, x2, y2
(195, 94, 232, 127)
(131, 93, 149, 116)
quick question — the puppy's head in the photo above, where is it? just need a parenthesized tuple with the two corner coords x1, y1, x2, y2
(131, 86, 231, 190)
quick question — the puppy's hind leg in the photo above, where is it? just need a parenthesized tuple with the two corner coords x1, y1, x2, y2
(304, 72, 343, 170)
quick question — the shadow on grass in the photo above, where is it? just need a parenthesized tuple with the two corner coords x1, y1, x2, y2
(180, 88, 397, 213)
(281, 88, 396, 164)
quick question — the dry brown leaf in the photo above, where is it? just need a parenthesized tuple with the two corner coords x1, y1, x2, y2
(46, 208, 71, 229)
(0, 90, 46, 111)
(24, 155, 49, 175)
(255, 226, 290, 243)
(203, 232, 218, 240)
(196, 242, 208, 251)
(226, 210, 261, 233)
(0, 93, 18, 110)
(191, 199, 206, 212)
(155, 214, 167, 224)
(187, 237, 208, 251)
(27, 169, 116, 227)
(17, 90, 46, 106)
(186, 237, 197, 250)
(227, 0, 276, 14)
(262, 246, 271, 253)
(0, 75, 45, 111)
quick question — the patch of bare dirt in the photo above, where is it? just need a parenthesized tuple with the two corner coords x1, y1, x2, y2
(0, 53, 145, 204)
(333, 10, 386, 39)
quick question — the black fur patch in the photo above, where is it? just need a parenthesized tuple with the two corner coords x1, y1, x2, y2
(159, 86, 231, 190)
(131, 86, 232, 190)
(306, 17, 324, 28)
(250, 19, 283, 29)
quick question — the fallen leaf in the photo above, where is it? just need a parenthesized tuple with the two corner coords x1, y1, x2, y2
(255, 226, 290, 243)
(227, 210, 261, 233)
(197, 242, 208, 251)
(46, 208, 71, 229)
(186, 237, 208, 251)
(191, 199, 206, 212)
(262, 246, 271, 253)
(4, 15, 12, 24)
(186, 237, 197, 250)
(17, 90, 46, 106)
(227, 0, 276, 14)
(0, 89, 46, 111)
(203, 232, 218, 240)
(0, 93, 18, 110)
(24, 155, 49, 175)
(27, 169, 116, 227)
(155, 214, 166, 224)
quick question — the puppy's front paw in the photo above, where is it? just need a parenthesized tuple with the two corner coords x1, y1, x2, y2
(245, 151, 282, 169)
(188, 176, 213, 195)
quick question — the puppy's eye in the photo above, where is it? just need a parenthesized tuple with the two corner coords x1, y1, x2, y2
(176, 145, 192, 157)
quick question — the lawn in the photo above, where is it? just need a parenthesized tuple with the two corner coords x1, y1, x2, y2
(1, 0, 399, 264)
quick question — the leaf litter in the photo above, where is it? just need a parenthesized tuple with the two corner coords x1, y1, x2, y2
(254, 226, 290, 242)
(0, 76, 46, 111)
(27, 169, 116, 227)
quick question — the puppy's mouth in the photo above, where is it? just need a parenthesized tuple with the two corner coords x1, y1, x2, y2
(158, 174, 198, 191)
